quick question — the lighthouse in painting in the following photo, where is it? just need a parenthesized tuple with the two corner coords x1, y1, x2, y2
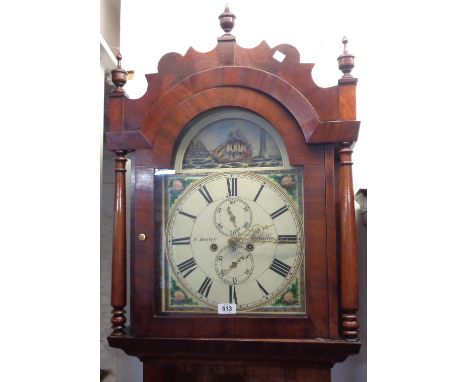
(258, 129, 267, 158)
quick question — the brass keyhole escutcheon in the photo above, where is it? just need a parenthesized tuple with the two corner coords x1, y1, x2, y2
(138, 233, 146, 241)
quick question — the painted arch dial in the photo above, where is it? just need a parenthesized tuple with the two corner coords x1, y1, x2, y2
(166, 172, 304, 311)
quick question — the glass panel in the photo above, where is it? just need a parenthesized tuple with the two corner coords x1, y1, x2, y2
(157, 168, 305, 315)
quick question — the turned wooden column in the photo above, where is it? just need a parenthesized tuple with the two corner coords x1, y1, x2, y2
(109, 54, 129, 336)
(111, 150, 128, 336)
(339, 143, 359, 341)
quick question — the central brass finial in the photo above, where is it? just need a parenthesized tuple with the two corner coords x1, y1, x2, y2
(116, 52, 123, 68)
(342, 36, 349, 54)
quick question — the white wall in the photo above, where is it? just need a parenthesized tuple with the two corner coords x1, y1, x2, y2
(100, 0, 121, 56)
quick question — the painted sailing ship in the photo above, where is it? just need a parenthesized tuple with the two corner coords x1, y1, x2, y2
(182, 126, 282, 169)
(182, 139, 218, 168)
(212, 128, 252, 163)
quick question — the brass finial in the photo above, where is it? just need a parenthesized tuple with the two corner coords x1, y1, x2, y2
(337, 36, 357, 84)
(111, 52, 128, 96)
(218, 4, 236, 42)
(342, 37, 349, 53)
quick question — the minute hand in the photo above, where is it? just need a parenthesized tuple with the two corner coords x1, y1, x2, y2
(237, 224, 273, 240)
(226, 206, 240, 231)
(238, 236, 298, 245)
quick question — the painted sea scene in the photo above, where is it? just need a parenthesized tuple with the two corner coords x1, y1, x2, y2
(182, 118, 283, 170)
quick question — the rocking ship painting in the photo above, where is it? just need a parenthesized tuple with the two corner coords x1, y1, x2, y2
(212, 128, 252, 163)
(182, 118, 283, 170)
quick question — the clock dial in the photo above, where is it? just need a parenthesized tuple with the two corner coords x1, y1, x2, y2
(165, 171, 304, 312)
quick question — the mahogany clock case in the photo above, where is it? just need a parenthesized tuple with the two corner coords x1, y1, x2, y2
(106, 7, 361, 372)
(130, 99, 337, 340)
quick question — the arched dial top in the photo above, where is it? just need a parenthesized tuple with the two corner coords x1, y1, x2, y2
(164, 171, 305, 313)
(174, 108, 289, 172)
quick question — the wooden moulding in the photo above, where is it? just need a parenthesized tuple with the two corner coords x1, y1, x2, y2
(108, 336, 360, 365)
(109, 336, 360, 381)
(105, 39, 360, 150)
(308, 121, 359, 144)
(105, 68, 360, 151)
(110, 150, 128, 336)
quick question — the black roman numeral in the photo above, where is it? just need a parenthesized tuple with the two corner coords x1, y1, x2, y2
(277, 234, 297, 244)
(229, 285, 238, 304)
(177, 258, 197, 277)
(269, 259, 291, 278)
(178, 210, 197, 220)
(253, 184, 264, 202)
(256, 280, 269, 296)
(270, 205, 289, 219)
(227, 177, 237, 197)
(171, 237, 191, 245)
(198, 186, 213, 204)
(198, 277, 213, 297)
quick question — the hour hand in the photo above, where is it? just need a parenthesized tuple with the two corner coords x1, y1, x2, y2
(239, 231, 298, 245)
(240, 224, 274, 240)
(227, 206, 236, 222)
(222, 255, 245, 274)
(227, 206, 240, 231)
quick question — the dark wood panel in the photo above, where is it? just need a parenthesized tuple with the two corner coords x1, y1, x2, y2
(143, 362, 331, 382)
(302, 164, 328, 337)
(131, 166, 156, 335)
(325, 145, 339, 338)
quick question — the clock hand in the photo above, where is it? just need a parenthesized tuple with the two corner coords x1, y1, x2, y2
(240, 238, 280, 245)
(221, 255, 246, 274)
(238, 224, 274, 240)
(249, 238, 279, 244)
(227, 224, 272, 246)
(226, 206, 240, 232)
(227, 206, 236, 221)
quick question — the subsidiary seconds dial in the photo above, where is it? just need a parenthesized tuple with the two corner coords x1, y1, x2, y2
(166, 172, 304, 311)
(213, 198, 252, 237)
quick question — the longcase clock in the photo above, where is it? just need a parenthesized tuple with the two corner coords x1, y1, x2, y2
(106, 6, 362, 382)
